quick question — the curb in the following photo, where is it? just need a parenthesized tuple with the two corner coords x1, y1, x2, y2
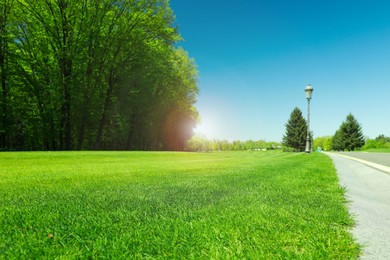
(327, 152, 390, 174)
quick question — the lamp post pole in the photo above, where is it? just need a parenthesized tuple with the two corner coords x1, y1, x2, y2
(305, 84, 313, 153)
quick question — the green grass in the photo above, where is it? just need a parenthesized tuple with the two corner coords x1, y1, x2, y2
(0, 151, 360, 259)
(361, 148, 390, 153)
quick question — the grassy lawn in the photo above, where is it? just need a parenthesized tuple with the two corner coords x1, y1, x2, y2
(361, 148, 390, 153)
(0, 151, 360, 258)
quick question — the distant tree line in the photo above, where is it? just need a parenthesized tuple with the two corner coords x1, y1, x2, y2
(0, 0, 198, 151)
(362, 134, 390, 150)
(186, 135, 281, 152)
(315, 133, 390, 152)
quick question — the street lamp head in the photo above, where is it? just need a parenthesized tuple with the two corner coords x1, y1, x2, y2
(305, 84, 313, 99)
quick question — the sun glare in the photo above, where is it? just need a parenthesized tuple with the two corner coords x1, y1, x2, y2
(193, 115, 217, 139)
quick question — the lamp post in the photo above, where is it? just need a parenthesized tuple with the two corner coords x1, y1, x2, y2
(305, 84, 313, 153)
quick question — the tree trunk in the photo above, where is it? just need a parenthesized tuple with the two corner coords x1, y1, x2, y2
(126, 111, 136, 150)
(0, 4, 9, 150)
(76, 100, 89, 150)
(59, 1, 72, 150)
(0, 50, 7, 150)
(59, 56, 72, 150)
(94, 70, 115, 150)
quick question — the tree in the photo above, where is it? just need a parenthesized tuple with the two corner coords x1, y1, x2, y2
(331, 113, 365, 151)
(0, 0, 14, 150)
(323, 137, 332, 151)
(375, 134, 390, 144)
(282, 107, 307, 152)
(331, 129, 343, 151)
(1, 0, 200, 151)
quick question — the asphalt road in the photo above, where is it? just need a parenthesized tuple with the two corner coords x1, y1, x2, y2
(326, 153, 390, 259)
(335, 152, 390, 168)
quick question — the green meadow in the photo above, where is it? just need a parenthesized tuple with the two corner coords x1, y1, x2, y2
(0, 151, 360, 258)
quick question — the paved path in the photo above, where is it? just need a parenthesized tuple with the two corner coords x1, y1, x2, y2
(326, 153, 390, 259)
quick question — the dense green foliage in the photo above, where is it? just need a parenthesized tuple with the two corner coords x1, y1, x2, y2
(314, 136, 332, 151)
(362, 134, 390, 151)
(186, 135, 280, 152)
(331, 114, 365, 151)
(0, 0, 198, 151)
(0, 151, 360, 258)
(282, 107, 308, 152)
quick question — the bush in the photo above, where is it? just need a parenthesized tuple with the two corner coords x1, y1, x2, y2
(283, 147, 296, 152)
(362, 137, 390, 150)
(314, 136, 332, 151)
(362, 139, 381, 150)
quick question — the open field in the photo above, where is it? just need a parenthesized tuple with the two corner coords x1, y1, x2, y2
(0, 151, 360, 258)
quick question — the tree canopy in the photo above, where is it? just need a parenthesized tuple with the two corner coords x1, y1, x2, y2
(0, 0, 199, 151)
(282, 107, 307, 152)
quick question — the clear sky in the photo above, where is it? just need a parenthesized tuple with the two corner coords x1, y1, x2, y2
(170, 0, 390, 142)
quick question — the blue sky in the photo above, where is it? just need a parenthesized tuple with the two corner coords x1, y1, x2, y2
(170, 0, 390, 142)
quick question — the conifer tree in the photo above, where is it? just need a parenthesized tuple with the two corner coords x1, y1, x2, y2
(332, 113, 365, 151)
(282, 107, 307, 152)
